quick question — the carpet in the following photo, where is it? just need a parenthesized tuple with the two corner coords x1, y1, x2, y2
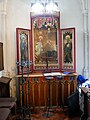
(9, 107, 80, 120)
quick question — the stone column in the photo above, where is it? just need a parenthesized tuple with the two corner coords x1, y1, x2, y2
(0, 0, 10, 77)
(81, 0, 89, 78)
(83, 9, 89, 78)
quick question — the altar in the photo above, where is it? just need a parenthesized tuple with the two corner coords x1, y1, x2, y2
(15, 9, 77, 110)
(16, 72, 77, 108)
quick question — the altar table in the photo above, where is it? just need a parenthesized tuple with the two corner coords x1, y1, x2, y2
(16, 72, 78, 108)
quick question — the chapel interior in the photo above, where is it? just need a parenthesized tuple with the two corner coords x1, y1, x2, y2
(0, 0, 90, 120)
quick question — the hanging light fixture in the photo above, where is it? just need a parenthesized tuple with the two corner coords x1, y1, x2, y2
(31, 2, 44, 14)
(45, 2, 59, 13)
(31, 0, 59, 14)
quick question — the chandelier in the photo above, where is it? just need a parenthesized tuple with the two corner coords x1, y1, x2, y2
(31, 0, 59, 14)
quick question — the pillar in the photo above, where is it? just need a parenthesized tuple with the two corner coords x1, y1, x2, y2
(81, 0, 89, 78)
(0, 0, 10, 77)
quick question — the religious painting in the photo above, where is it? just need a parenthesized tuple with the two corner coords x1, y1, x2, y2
(61, 28, 76, 72)
(16, 28, 30, 74)
(31, 14, 60, 71)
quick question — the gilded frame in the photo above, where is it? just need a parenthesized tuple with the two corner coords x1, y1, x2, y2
(16, 28, 30, 74)
(31, 13, 60, 71)
(61, 28, 76, 72)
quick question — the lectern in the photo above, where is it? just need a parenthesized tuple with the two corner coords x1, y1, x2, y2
(42, 52, 54, 118)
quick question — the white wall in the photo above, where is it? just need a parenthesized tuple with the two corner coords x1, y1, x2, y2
(0, 0, 85, 76)
(6, 0, 31, 77)
(58, 0, 84, 74)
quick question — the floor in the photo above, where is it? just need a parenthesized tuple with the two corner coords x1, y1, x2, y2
(10, 107, 81, 120)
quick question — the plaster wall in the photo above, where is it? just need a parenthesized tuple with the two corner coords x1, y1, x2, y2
(59, 0, 84, 74)
(6, 0, 31, 77)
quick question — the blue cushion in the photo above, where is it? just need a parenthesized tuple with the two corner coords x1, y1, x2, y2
(88, 84, 90, 88)
(63, 71, 71, 74)
(77, 75, 87, 83)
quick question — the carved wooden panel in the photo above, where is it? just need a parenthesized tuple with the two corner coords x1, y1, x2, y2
(18, 74, 77, 108)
